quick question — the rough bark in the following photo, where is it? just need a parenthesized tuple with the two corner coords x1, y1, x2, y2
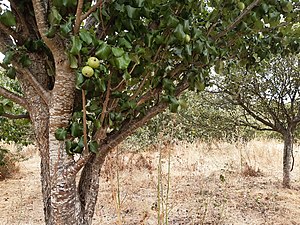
(78, 155, 105, 225)
(48, 57, 78, 223)
(15, 52, 52, 223)
(282, 130, 293, 188)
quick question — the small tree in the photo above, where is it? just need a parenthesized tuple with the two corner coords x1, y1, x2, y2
(215, 55, 300, 188)
(0, 0, 298, 223)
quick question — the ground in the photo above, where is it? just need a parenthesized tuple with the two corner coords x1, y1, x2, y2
(1, 139, 300, 225)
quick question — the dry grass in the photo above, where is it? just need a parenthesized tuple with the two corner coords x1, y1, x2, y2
(1, 138, 300, 225)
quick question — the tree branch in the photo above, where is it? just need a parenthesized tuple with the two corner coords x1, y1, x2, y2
(31, 0, 62, 56)
(0, 112, 30, 120)
(74, 0, 85, 34)
(0, 86, 28, 109)
(238, 121, 274, 131)
(81, 1, 103, 22)
(237, 97, 277, 131)
(82, 89, 89, 155)
(96, 78, 189, 158)
(69, 78, 189, 175)
(213, 0, 261, 40)
(0, 22, 26, 44)
(9, 0, 31, 38)
(0, 29, 13, 52)
(13, 63, 50, 105)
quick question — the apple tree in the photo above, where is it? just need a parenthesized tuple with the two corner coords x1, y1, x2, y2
(0, 0, 298, 224)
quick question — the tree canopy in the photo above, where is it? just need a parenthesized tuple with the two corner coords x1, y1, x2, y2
(0, 0, 299, 223)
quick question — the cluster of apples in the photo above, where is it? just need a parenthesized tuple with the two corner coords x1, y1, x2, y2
(81, 57, 100, 77)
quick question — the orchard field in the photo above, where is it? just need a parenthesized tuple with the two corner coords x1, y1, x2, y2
(1, 138, 300, 225)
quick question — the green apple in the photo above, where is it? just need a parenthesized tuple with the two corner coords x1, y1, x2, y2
(238, 2, 245, 11)
(87, 57, 100, 69)
(184, 34, 191, 43)
(82, 66, 94, 77)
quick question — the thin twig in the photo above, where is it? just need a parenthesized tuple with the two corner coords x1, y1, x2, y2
(99, 0, 106, 34)
(81, 0, 102, 22)
(129, 73, 151, 101)
(100, 74, 111, 125)
(213, 0, 261, 41)
(82, 89, 89, 155)
(0, 112, 30, 119)
(111, 79, 125, 92)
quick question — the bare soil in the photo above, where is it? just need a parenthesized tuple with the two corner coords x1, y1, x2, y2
(1, 139, 300, 225)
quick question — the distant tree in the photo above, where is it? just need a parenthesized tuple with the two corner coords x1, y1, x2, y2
(0, 72, 32, 145)
(137, 91, 256, 144)
(214, 55, 300, 188)
(0, 0, 298, 223)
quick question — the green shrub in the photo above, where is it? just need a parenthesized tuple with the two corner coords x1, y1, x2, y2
(0, 147, 20, 180)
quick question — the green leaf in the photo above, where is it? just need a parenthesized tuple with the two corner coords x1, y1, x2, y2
(63, 0, 77, 7)
(169, 96, 179, 113)
(2, 99, 13, 111)
(65, 140, 77, 155)
(174, 24, 186, 41)
(19, 55, 32, 67)
(55, 128, 67, 141)
(123, 70, 131, 80)
(215, 60, 224, 74)
(68, 53, 78, 69)
(76, 71, 84, 89)
(112, 47, 125, 57)
(118, 37, 132, 49)
(185, 44, 192, 56)
(70, 36, 82, 55)
(283, 2, 293, 13)
(155, 35, 164, 45)
(135, 0, 145, 7)
(60, 17, 73, 36)
(126, 5, 139, 19)
(145, 33, 154, 47)
(49, 7, 62, 26)
(96, 78, 106, 92)
(95, 43, 112, 60)
(183, 20, 190, 33)
(0, 11, 16, 27)
(73, 145, 83, 154)
(70, 122, 83, 137)
(89, 141, 99, 153)
(195, 80, 205, 91)
(78, 136, 85, 148)
(79, 29, 93, 45)
(167, 15, 179, 28)
(65, 140, 74, 152)
(3, 51, 14, 65)
(45, 25, 57, 38)
(115, 53, 131, 70)
(6, 67, 16, 79)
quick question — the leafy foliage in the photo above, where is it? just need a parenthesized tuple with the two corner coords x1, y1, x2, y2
(125, 91, 257, 151)
(0, 73, 32, 145)
(212, 54, 300, 135)
(0, 0, 299, 154)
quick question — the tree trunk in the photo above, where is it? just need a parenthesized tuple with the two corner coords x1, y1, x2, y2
(283, 131, 293, 188)
(78, 155, 104, 224)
